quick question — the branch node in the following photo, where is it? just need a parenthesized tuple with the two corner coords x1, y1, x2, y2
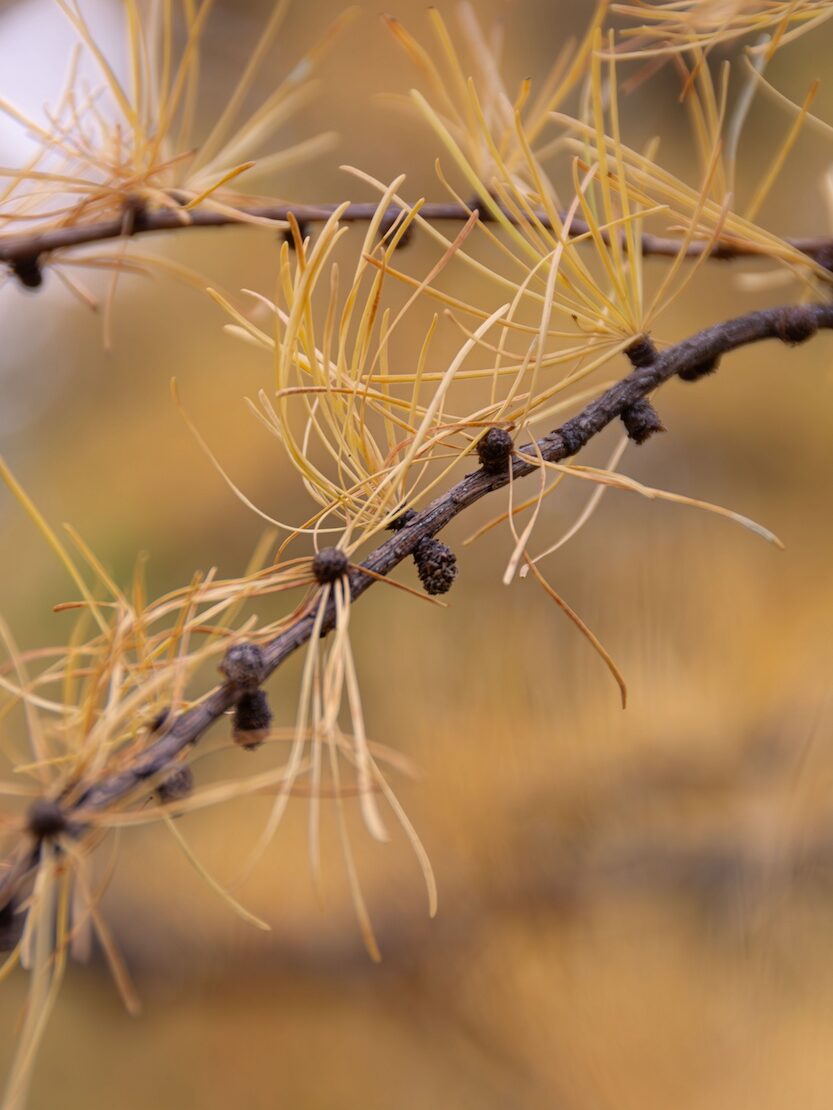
(476, 427, 514, 472)
(413, 537, 458, 595)
(220, 642, 267, 689)
(621, 398, 665, 444)
(312, 547, 349, 584)
(775, 305, 819, 345)
(233, 689, 273, 751)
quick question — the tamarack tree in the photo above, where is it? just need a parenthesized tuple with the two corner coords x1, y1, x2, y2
(1, 1, 833, 1104)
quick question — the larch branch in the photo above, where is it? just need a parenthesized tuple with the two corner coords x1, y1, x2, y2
(2, 299, 832, 907)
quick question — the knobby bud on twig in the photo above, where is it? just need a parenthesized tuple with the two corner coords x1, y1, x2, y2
(312, 547, 349, 584)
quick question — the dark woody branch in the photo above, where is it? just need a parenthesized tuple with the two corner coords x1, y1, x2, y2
(1, 299, 831, 908)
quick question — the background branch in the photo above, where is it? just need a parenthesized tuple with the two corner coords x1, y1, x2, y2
(2, 299, 832, 907)
(2, 200, 833, 271)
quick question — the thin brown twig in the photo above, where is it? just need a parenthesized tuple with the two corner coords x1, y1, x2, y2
(2, 200, 833, 270)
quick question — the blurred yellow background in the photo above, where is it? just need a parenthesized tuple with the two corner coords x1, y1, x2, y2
(2, 1, 833, 1107)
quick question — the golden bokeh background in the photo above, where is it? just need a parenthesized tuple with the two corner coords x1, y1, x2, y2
(2, 1, 833, 1106)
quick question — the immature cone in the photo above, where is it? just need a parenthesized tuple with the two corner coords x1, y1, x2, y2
(233, 689, 273, 751)
(221, 641, 266, 689)
(476, 428, 514, 472)
(312, 547, 349, 584)
(413, 537, 458, 595)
